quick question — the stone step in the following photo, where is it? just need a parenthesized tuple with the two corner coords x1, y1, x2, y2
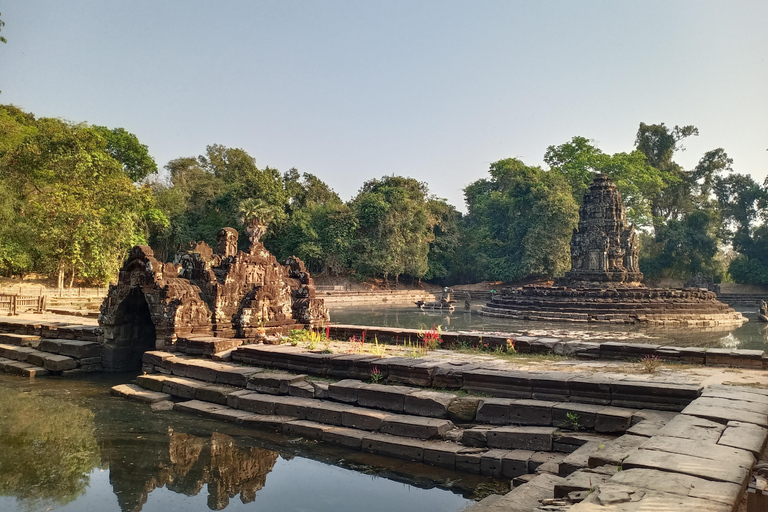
(37, 339, 101, 358)
(138, 373, 456, 440)
(0, 356, 49, 377)
(110, 383, 171, 404)
(168, 397, 565, 477)
(144, 350, 646, 434)
(175, 336, 246, 356)
(0, 343, 79, 371)
(0, 333, 40, 346)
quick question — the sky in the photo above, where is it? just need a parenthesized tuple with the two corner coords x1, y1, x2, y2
(2, 1, 767, 210)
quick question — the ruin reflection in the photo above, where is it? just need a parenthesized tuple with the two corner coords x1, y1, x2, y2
(102, 431, 279, 512)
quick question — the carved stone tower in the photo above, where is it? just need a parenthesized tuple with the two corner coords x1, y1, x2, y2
(562, 174, 643, 286)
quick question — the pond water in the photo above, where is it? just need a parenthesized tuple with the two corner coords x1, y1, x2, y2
(0, 374, 487, 512)
(329, 302, 768, 350)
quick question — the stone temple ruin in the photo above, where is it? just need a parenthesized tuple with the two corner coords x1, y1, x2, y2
(99, 227, 329, 371)
(480, 174, 746, 327)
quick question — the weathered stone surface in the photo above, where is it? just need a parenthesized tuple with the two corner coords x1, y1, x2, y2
(58, 340, 101, 358)
(174, 399, 227, 416)
(552, 402, 603, 429)
(501, 450, 535, 478)
(595, 407, 633, 433)
(486, 426, 555, 451)
(528, 451, 565, 472)
(403, 390, 456, 418)
(239, 413, 292, 431)
(447, 397, 481, 422)
(247, 372, 307, 395)
(42, 354, 77, 371)
(506, 399, 554, 426)
(610, 468, 742, 506)
(623, 449, 750, 485)
(718, 420, 768, 456)
(625, 420, 665, 438)
(301, 401, 350, 426)
(703, 385, 768, 405)
(640, 435, 754, 469)
(587, 434, 646, 468)
(560, 441, 602, 476)
(284, 420, 333, 440)
(555, 468, 614, 498)
(322, 426, 367, 449)
(235, 392, 278, 415)
(682, 400, 768, 427)
(422, 441, 464, 469)
(271, 395, 315, 419)
(379, 416, 454, 440)
(195, 384, 237, 405)
(288, 380, 316, 398)
(569, 483, 731, 512)
(328, 379, 367, 404)
(361, 432, 425, 462)
(99, 230, 329, 372)
(216, 366, 263, 387)
(456, 449, 483, 474)
(136, 374, 169, 392)
(656, 413, 725, 442)
(111, 383, 171, 403)
(464, 473, 567, 512)
(476, 398, 514, 424)
(150, 400, 175, 411)
(479, 449, 512, 477)
(357, 383, 416, 412)
(341, 407, 389, 431)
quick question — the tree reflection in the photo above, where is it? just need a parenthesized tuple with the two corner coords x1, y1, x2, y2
(0, 388, 100, 509)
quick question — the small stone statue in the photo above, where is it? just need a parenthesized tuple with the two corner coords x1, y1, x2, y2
(759, 300, 768, 322)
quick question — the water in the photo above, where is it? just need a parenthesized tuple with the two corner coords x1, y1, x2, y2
(329, 302, 768, 349)
(0, 374, 483, 512)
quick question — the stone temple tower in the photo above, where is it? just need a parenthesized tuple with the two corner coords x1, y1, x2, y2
(562, 174, 643, 286)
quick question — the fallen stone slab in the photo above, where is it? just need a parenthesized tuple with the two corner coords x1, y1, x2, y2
(623, 449, 750, 485)
(288, 381, 315, 398)
(554, 468, 615, 498)
(718, 421, 768, 457)
(609, 468, 742, 507)
(215, 366, 263, 387)
(703, 385, 768, 405)
(447, 397, 481, 422)
(136, 374, 170, 392)
(640, 435, 754, 469)
(569, 482, 731, 512)
(486, 426, 556, 451)
(625, 420, 666, 438)
(111, 384, 171, 404)
(587, 434, 646, 468)
(560, 441, 602, 476)
(656, 413, 725, 442)
(682, 400, 768, 427)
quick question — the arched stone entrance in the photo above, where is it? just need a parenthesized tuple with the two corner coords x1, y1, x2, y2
(103, 287, 156, 372)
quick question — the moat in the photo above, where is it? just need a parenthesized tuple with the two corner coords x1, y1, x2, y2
(0, 373, 483, 512)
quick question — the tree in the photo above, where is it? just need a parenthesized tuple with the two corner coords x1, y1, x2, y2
(92, 126, 158, 181)
(544, 136, 665, 228)
(463, 159, 578, 282)
(0, 105, 166, 285)
(349, 176, 435, 284)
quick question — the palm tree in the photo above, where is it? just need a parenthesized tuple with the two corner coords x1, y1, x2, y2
(237, 198, 276, 245)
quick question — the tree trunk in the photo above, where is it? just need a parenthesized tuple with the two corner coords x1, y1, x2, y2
(69, 263, 75, 288)
(57, 266, 65, 294)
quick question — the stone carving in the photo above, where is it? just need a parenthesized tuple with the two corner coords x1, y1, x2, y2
(561, 174, 642, 286)
(480, 174, 746, 327)
(99, 228, 329, 371)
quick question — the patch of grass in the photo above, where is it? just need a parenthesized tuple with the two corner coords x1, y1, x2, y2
(639, 354, 661, 374)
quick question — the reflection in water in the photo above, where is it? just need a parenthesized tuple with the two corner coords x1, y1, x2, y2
(106, 432, 278, 512)
(330, 303, 768, 349)
(0, 388, 100, 509)
(0, 376, 475, 512)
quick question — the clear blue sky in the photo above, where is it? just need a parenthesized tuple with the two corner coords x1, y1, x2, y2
(2, 1, 766, 210)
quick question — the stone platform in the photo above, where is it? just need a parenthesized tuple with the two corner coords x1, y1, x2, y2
(480, 285, 746, 327)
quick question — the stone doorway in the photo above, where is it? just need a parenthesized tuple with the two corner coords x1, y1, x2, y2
(103, 287, 157, 372)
